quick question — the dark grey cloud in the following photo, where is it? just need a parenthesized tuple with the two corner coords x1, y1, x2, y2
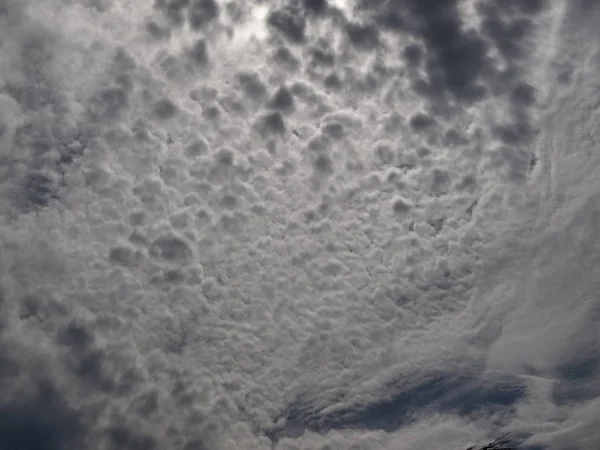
(267, 3, 307, 43)
(344, 21, 380, 50)
(479, 0, 547, 61)
(323, 72, 341, 89)
(236, 71, 268, 100)
(146, 20, 172, 40)
(25, 171, 57, 208)
(184, 135, 210, 159)
(492, 120, 536, 146)
(312, 153, 334, 175)
(0, 20, 95, 213)
(3, 32, 66, 114)
(152, 98, 179, 120)
(373, 141, 395, 167)
(267, 85, 295, 114)
(303, 0, 328, 15)
(154, 0, 190, 26)
(56, 320, 131, 394)
(255, 110, 286, 138)
(308, 44, 335, 70)
(392, 196, 411, 215)
(510, 81, 536, 108)
(270, 45, 301, 71)
(345, 0, 548, 123)
(430, 168, 452, 195)
(321, 121, 344, 139)
(188, 0, 219, 30)
(359, 0, 491, 104)
(88, 86, 129, 122)
(304, 0, 546, 198)
(188, 38, 210, 66)
(409, 112, 437, 132)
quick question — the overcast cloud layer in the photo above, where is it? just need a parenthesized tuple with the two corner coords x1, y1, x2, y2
(0, 0, 599, 449)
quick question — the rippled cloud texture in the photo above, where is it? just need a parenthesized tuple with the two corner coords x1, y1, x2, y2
(0, 0, 598, 449)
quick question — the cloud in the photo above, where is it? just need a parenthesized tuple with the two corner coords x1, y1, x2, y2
(267, 3, 307, 43)
(0, 0, 598, 449)
(188, 0, 220, 30)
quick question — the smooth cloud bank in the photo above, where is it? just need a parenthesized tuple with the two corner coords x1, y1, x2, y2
(0, 0, 598, 449)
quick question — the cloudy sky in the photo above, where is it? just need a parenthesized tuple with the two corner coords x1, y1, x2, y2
(0, 0, 599, 449)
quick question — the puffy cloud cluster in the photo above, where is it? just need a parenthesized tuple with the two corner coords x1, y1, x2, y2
(0, 0, 598, 449)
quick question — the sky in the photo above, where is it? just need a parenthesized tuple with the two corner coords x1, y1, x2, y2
(0, 0, 598, 449)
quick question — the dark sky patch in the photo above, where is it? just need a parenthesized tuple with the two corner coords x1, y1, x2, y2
(403, 43, 423, 68)
(268, 373, 527, 441)
(0, 380, 83, 450)
(552, 351, 600, 406)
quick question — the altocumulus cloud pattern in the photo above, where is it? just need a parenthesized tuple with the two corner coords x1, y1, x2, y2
(0, 0, 598, 449)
